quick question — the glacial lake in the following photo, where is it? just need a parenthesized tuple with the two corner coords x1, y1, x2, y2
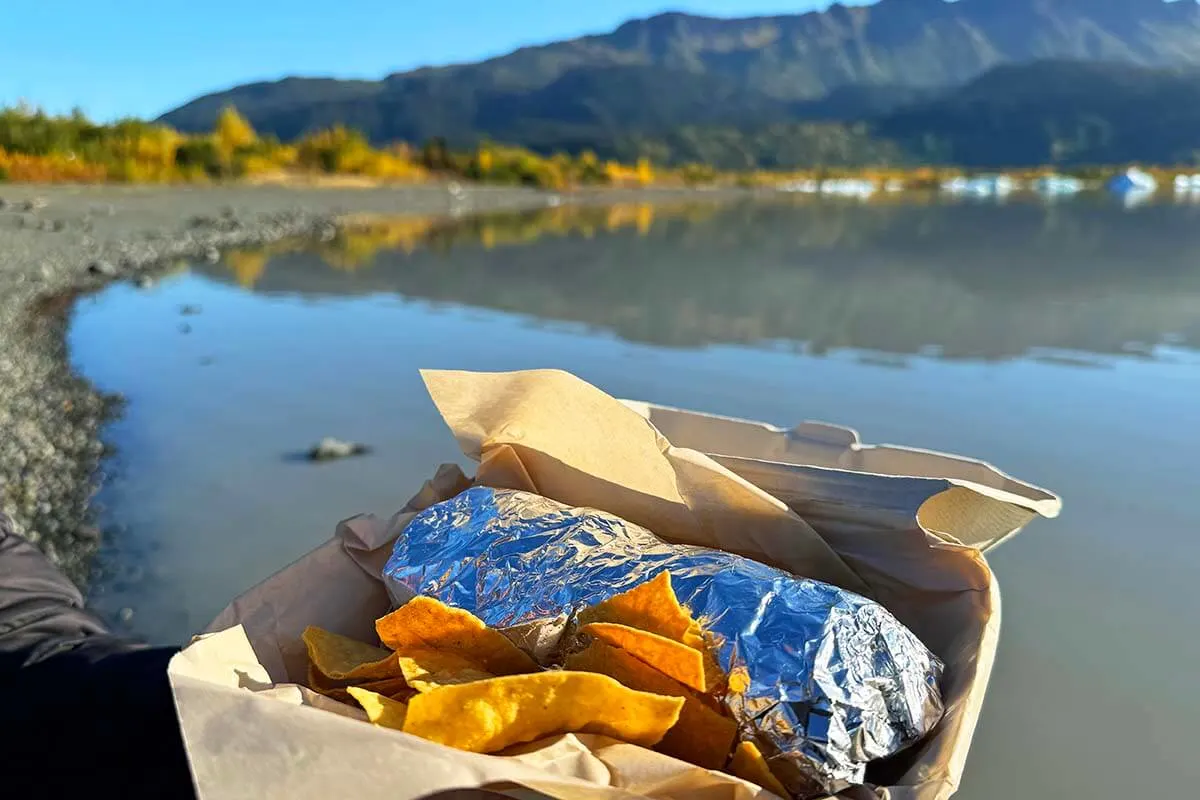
(69, 197, 1200, 798)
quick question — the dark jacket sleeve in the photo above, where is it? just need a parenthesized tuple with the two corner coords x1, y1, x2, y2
(0, 517, 197, 798)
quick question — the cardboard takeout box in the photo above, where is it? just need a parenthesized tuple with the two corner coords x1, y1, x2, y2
(169, 370, 1060, 800)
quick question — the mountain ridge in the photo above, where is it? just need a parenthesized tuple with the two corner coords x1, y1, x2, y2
(160, 0, 1200, 167)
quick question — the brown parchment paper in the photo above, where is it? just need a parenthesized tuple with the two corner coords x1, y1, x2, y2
(171, 369, 1060, 800)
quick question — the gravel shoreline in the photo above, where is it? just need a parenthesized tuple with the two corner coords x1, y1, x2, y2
(0, 182, 721, 586)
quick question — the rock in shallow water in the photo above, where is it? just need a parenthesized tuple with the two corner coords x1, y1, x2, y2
(307, 437, 371, 462)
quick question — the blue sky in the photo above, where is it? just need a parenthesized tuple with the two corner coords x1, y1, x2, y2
(0, 1, 857, 122)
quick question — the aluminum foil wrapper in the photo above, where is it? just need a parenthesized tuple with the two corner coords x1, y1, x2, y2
(383, 486, 944, 795)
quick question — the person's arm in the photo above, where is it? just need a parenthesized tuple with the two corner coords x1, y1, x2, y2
(0, 516, 196, 798)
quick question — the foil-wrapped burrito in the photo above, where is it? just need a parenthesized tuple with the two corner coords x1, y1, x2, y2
(383, 486, 944, 796)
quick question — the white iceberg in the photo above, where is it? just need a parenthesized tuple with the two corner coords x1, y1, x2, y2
(778, 179, 820, 193)
(1173, 174, 1200, 193)
(941, 176, 970, 194)
(1034, 175, 1084, 196)
(1108, 167, 1158, 194)
(989, 175, 1016, 195)
(942, 174, 1015, 198)
(819, 178, 876, 199)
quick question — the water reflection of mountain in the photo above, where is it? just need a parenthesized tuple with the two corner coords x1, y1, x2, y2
(198, 200, 1200, 360)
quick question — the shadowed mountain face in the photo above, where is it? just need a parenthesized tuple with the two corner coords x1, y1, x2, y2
(160, 0, 1200, 166)
(874, 59, 1200, 166)
(194, 199, 1200, 361)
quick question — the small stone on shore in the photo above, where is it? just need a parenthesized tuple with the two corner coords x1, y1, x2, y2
(88, 260, 117, 276)
(204, 247, 221, 263)
(134, 275, 155, 289)
(307, 437, 371, 462)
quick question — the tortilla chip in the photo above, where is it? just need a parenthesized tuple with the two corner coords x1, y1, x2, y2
(307, 663, 342, 692)
(376, 596, 538, 675)
(727, 665, 752, 695)
(320, 677, 413, 705)
(730, 741, 791, 798)
(577, 573, 727, 697)
(577, 572, 704, 650)
(690, 628, 729, 697)
(402, 672, 684, 754)
(307, 660, 398, 699)
(347, 687, 409, 731)
(396, 649, 495, 692)
(565, 639, 737, 769)
(581, 622, 707, 692)
(302, 626, 400, 682)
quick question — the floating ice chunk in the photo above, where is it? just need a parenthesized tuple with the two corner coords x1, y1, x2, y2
(819, 178, 876, 198)
(989, 175, 1016, 194)
(943, 174, 1015, 198)
(778, 179, 819, 193)
(941, 176, 969, 194)
(1034, 175, 1083, 196)
(1173, 174, 1200, 193)
(1108, 167, 1157, 194)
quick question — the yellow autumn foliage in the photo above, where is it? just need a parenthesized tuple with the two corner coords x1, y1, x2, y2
(225, 249, 270, 288)
(215, 106, 257, 157)
(0, 148, 108, 182)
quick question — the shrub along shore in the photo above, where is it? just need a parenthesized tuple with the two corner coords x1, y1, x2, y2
(2, 104, 1195, 193)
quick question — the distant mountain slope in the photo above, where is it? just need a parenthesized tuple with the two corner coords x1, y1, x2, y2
(161, 0, 1200, 150)
(875, 60, 1200, 166)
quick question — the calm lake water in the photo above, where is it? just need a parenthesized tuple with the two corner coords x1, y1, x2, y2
(69, 197, 1200, 798)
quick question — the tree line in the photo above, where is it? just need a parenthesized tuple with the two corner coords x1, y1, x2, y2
(0, 105, 665, 188)
(2, 103, 1193, 190)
